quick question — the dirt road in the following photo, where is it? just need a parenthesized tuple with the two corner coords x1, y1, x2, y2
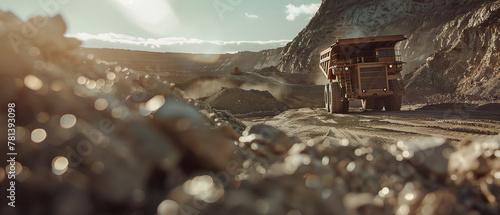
(241, 104, 500, 147)
(166, 70, 499, 148)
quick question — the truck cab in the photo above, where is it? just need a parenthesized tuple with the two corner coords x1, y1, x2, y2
(320, 35, 406, 113)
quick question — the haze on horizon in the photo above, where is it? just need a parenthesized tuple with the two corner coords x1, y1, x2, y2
(0, 0, 321, 54)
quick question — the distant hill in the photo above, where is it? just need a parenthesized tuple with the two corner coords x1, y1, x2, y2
(79, 47, 283, 73)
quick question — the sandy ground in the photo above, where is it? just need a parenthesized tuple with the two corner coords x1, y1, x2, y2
(241, 105, 500, 146)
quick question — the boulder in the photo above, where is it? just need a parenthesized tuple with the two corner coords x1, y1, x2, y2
(448, 135, 500, 185)
(394, 137, 454, 181)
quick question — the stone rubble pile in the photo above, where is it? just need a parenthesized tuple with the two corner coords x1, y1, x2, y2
(204, 87, 289, 117)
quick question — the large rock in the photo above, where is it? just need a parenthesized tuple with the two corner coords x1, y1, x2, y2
(153, 98, 239, 171)
(239, 124, 295, 157)
(392, 137, 454, 181)
(448, 135, 500, 185)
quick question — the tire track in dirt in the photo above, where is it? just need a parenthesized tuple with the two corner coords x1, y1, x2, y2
(241, 106, 500, 146)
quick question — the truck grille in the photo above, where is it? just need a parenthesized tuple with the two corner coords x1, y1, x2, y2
(359, 67, 387, 90)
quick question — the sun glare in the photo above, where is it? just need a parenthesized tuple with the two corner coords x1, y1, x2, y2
(111, 0, 178, 36)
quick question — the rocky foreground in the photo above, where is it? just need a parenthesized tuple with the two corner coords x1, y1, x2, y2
(1, 11, 500, 215)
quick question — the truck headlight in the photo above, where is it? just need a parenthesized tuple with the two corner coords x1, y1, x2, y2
(388, 64, 393, 69)
(344, 67, 349, 71)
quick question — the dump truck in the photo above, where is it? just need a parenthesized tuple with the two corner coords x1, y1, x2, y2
(319, 35, 406, 113)
(230, 67, 242, 75)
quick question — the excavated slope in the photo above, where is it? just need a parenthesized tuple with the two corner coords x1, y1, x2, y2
(277, 0, 499, 101)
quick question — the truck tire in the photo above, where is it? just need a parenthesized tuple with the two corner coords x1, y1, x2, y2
(373, 98, 384, 111)
(329, 83, 349, 113)
(384, 96, 402, 111)
(385, 81, 403, 111)
(361, 98, 375, 110)
(324, 84, 330, 112)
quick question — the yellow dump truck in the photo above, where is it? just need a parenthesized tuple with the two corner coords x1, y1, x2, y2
(319, 35, 406, 113)
(230, 67, 242, 75)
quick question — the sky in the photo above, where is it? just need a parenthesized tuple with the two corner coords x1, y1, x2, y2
(0, 0, 321, 53)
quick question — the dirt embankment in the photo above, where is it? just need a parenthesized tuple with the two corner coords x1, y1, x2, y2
(204, 88, 289, 117)
(179, 73, 325, 110)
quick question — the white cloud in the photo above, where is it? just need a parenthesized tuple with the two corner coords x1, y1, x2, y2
(68, 32, 290, 46)
(66, 32, 291, 53)
(285, 3, 320, 21)
(245, 12, 258, 19)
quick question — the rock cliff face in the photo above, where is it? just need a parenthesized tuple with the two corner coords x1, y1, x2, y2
(277, 0, 499, 101)
(403, 2, 500, 102)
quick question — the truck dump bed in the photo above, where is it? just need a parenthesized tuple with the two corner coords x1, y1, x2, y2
(320, 35, 406, 78)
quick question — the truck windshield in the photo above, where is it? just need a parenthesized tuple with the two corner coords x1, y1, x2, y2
(377, 49, 395, 57)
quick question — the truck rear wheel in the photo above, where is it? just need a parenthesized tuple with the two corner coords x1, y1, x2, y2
(361, 98, 375, 110)
(324, 84, 330, 112)
(373, 98, 384, 111)
(329, 83, 349, 113)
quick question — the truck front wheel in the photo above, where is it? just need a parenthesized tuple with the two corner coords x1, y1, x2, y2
(329, 83, 349, 113)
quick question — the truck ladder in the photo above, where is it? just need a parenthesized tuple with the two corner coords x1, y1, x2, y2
(343, 71, 352, 99)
